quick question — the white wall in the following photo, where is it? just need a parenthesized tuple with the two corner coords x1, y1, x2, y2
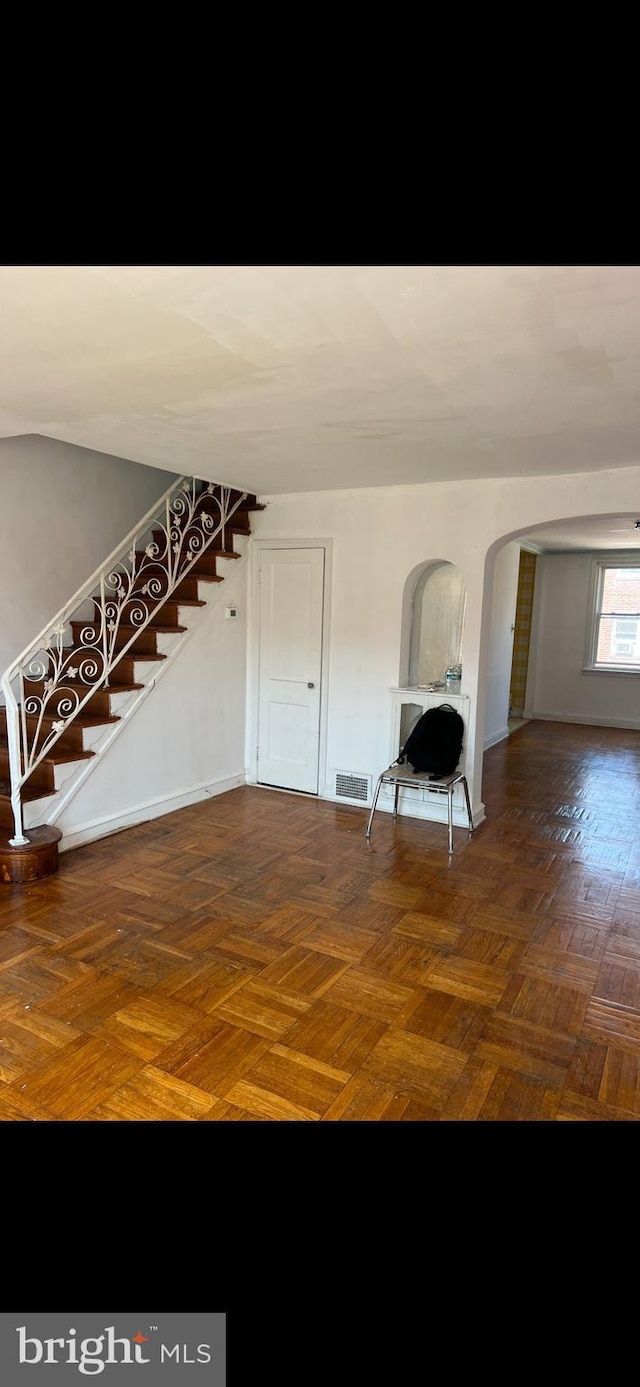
(250, 464, 640, 824)
(0, 434, 178, 676)
(527, 551, 640, 728)
(483, 541, 520, 748)
(56, 557, 249, 847)
(8, 447, 640, 847)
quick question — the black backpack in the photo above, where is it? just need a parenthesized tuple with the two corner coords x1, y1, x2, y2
(397, 703, 464, 777)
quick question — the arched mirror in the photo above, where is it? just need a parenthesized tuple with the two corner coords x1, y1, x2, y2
(408, 561, 467, 687)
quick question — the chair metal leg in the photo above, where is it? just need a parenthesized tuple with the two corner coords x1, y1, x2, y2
(461, 775, 474, 833)
(367, 770, 473, 852)
(365, 774, 385, 838)
(447, 786, 454, 853)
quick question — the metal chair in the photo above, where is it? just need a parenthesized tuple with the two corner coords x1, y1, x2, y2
(365, 763, 474, 853)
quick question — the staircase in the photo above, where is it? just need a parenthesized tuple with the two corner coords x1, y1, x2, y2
(0, 476, 264, 884)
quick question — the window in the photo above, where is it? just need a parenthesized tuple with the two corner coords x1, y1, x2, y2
(586, 557, 640, 671)
(612, 618, 640, 658)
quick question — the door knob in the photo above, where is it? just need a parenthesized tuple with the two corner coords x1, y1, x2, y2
(307, 682, 315, 689)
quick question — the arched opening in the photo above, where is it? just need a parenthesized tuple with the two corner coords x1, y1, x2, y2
(478, 510, 640, 806)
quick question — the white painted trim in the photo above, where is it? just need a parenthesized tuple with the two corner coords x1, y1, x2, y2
(367, 796, 486, 830)
(252, 782, 317, 800)
(247, 777, 489, 829)
(583, 554, 602, 669)
(523, 552, 543, 720)
(253, 778, 482, 831)
(519, 540, 544, 555)
(532, 711, 640, 730)
(484, 725, 510, 749)
(581, 666, 640, 675)
(59, 771, 246, 853)
(247, 537, 333, 796)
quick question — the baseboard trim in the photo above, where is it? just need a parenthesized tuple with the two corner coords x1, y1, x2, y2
(59, 772, 247, 853)
(532, 712, 640, 730)
(484, 725, 510, 750)
(367, 798, 487, 830)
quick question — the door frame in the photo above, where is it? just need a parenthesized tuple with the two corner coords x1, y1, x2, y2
(246, 537, 333, 794)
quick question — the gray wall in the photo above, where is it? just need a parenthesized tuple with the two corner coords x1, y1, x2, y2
(527, 550, 640, 728)
(0, 434, 179, 675)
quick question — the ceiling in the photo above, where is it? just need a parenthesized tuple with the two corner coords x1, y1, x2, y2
(3, 266, 640, 525)
(520, 513, 640, 552)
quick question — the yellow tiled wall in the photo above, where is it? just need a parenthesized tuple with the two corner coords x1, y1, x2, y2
(509, 550, 537, 716)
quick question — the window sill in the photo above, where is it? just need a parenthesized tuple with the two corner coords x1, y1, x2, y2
(582, 666, 640, 675)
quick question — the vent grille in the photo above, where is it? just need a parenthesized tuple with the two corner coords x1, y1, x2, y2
(335, 772, 371, 803)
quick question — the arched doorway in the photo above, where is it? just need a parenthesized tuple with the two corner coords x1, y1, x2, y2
(479, 511, 640, 807)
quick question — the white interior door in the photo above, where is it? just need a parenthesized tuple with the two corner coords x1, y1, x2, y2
(257, 547, 325, 793)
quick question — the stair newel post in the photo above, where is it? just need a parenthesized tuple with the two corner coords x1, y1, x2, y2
(100, 574, 110, 690)
(18, 662, 28, 764)
(2, 667, 29, 846)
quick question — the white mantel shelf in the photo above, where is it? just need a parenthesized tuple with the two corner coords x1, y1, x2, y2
(391, 686, 466, 697)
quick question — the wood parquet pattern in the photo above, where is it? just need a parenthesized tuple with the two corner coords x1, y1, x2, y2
(1, 718, 640, 1121)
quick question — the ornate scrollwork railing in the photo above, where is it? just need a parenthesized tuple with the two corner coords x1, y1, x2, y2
(1, 474, 247, 845)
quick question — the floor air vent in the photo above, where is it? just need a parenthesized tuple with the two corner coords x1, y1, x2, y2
(335, 771, 371, 805)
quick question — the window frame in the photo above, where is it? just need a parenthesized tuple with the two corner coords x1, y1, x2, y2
(584, 553, 640, 674)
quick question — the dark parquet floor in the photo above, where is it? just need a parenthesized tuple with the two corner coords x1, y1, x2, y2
(1, 718, 639, 1121)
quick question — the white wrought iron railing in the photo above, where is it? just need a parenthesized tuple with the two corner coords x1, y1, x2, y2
(1, 474, 247, 845)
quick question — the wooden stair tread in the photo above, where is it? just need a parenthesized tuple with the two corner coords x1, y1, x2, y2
(135, 557, 226, 578)
(142, 623, 188, 634)
(57, 650, 168, 664)
(0, 823, 62, 848)
(0, 779, 53, 803)
(1, 708, 119, 730)
(118, 651, 167, 662)
(40, 747, 95, 765)
(144, 538, 237, 556)
(98, 597, 207, 610)
(25, 674, 145, 687)
(44, 712, 118, 727)
(70, 621, 187, 634)
(0, 745, 95, 767)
